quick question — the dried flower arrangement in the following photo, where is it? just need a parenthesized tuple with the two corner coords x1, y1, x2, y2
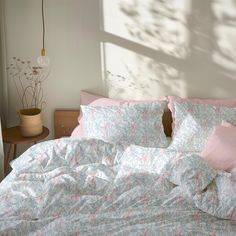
(7, 57, 50, 137)
(7, 57, 49, 110)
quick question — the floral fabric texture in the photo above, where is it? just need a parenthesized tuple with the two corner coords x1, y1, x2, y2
(81, 101, 168, 148)
(194, 170, 236, 220)
(0, 138, 236, 235)
(116, 145, 181, 177)
(169, 101, 236, 152)
(165, 154, 217, 195)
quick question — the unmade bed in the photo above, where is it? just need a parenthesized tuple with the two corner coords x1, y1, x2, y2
(1, 93, 236, 235)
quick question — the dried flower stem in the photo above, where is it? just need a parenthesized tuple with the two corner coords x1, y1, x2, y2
(7, 57, 49, 110)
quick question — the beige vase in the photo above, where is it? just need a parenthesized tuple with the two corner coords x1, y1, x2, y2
(19, 108, 43, 137)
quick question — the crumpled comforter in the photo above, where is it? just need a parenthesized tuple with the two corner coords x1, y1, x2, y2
(0, 138, 235, 236)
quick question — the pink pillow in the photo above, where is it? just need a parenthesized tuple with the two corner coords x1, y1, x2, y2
(80, 90, 148, 107)
(168, 96, 236, 115)
(80, 91, 104, 105)
(201, 122, 236, 172)
(71, 123, 85, 138)
(71, 91, 166, 138)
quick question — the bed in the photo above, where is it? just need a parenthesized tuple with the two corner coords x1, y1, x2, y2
(0, 93, 236, 235)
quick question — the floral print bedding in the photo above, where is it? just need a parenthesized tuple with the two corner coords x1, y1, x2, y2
(169, 101, 236, 152)
(81, 101, 168, 148)
(0, 138, 236, 235)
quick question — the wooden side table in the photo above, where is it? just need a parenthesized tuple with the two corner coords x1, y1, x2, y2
(2, 126, 49, 175)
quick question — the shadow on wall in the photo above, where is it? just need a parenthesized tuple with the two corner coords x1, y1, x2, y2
(101, 0, 236, 99)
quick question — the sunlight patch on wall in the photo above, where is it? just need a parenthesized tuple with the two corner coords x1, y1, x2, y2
(103, 43, 187, 100)
(212, 0, 236, 75)
(102, 0, 191, 59)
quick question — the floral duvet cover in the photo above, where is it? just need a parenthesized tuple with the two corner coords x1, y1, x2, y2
(0, 138, 236, 235)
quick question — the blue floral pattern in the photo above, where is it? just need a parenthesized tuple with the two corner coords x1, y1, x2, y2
(165, 153, 217, 195)
(169, 101, 236, 152)
(194, 170, 236, 220)
(116, 145, 180, 177)
(0, 138, 236, 235)
(81, 101, 168, 147)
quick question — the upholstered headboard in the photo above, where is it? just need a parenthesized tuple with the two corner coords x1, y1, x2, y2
(54, 109, 172, 139)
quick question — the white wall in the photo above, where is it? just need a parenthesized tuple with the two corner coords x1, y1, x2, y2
(3, 0, 236, 144)
(4, 0, 103, 140)
(0, 0, 7, 179)
(0, 119, 3, 181)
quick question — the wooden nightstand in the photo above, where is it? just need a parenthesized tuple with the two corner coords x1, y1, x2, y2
(3, 126, 49, 175)
(54, 110, 80, 138)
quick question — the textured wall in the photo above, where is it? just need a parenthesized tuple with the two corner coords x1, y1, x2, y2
(102, 0, 236, 99)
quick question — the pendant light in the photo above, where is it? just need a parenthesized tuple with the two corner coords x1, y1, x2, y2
(37, 0, 50, 67)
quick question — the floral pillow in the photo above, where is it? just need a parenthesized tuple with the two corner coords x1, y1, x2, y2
(194, 170, 236, 220)
(81, 101, 168, 148)
(168, 95, 236, 116)
(169, 101, 236, 152)
(71, 91, 165, 138)
(165, 154, 217, 195)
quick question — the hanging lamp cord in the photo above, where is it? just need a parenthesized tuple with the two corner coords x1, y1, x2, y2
(42, 0, 45, 50)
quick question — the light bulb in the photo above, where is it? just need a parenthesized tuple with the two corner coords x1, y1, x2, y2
(37, 48, 50, 67)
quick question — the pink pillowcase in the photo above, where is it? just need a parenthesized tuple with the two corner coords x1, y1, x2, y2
(201, 122, 236, 172)
(71, 91, 165, 138)
(168, 96, 236, 115)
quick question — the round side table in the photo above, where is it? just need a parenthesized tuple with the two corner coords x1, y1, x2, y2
(3, 126, 49, 175)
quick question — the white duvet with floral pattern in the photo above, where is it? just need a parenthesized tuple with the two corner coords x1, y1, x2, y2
(0, 138, 235, 235)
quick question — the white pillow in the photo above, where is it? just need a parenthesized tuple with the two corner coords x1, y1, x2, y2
(169, 101, 236, 152)
(81, 101, 168, 148)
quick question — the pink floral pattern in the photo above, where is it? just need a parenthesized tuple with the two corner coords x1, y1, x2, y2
(0, 138, 235, 235)
(165, 154, 217, 195)
(169, 101, 236, 152)
(194, 170, 236, 220)
(81, 101, 168, 148)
